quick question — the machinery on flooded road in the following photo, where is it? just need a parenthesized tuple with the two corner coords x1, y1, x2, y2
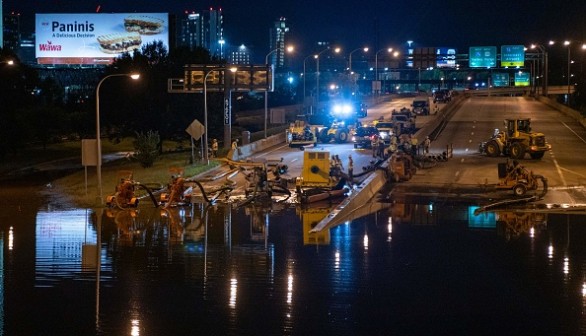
(479, 118, 550, 159)
(495, 159, 548, 197)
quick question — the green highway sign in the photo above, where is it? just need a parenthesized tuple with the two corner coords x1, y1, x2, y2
(501, 45, 525, 67)
(514, 72, 530, 86)
(469, 46, 497, 68)
(492, 73, 509, 87)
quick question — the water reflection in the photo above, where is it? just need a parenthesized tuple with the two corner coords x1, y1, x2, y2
(5, 196, 586, 334)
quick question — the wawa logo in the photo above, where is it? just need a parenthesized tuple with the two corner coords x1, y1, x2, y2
(39, 41, 62, 52)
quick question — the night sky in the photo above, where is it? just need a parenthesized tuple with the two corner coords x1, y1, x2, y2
(4, 0, 586, 58)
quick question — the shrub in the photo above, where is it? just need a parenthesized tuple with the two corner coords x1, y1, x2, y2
(133, 130, 160, 168)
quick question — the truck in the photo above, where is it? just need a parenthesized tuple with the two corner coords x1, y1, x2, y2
(411, 98, 430, 116)
(480, 118, 550, 160)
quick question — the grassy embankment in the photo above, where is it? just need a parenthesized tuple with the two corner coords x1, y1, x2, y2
(2, 138, 221, 207)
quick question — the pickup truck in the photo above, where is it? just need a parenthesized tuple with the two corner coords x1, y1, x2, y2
(412, 99, 430, 116)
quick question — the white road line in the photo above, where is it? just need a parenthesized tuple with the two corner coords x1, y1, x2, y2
(551, 153, 567, 187)
(563, 122, 586, 144)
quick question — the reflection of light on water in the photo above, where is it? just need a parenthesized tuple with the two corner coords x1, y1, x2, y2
(582, 283, 586, 297)
(387, 218, 392, 242)
(529, 227, 535, 238)
(131, 319, 140, 336)
(563, 257, 569, 274)
(363, 234, 368, 249)
(334, 251, 340, 270)
(8, 226, 13, 250)
(287, 274, 293, 304)
(548, 245, 554, 259)
(229, 278, 237, 308)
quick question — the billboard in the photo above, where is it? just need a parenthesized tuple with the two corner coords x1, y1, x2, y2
(469, 46, 497, 68)
(35, 13, 169, 65)
(500, 45, 525, 67)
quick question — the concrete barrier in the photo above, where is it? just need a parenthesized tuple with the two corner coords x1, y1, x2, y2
(229, 132, 286, 161)
(536, 96, 586, 128)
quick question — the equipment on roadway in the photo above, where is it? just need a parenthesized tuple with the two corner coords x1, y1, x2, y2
(385, 152, 417, 182)
(318, 120, 351, 144)
(479, 118, 550, 159)
(495, 159, 548, 197)
(295, 150, 348, 203)
(286, 118, 319, 148)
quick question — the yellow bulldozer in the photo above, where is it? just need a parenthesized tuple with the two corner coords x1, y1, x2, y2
(480, 118, 550, 160)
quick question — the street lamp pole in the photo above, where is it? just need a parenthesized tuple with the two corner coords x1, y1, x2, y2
(375, 48, 392, 94)
(96, 73, 139, 204)
(315, 47, 330, 110)
(348, 47, 369, 73)
(531, 44, 549, 96)
(265, 48, 279, 139)
(565, 41, 571, 98)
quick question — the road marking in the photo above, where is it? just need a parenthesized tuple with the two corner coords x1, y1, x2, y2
(559, 166, 586, 178)
(563, 122, 586, 144)
(550, 152, 567, 187)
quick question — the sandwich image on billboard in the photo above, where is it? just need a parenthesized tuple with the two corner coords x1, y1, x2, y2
(35, 13, 169, 65)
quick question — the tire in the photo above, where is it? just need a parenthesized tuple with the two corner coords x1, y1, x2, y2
(485, 140, 500, 157)
(530, 151, 545, 159)
(353, 143, 358, 149)
(509, 142, 525, 160)
(513, 183, 527, 196)
(336, 130, 348, 143)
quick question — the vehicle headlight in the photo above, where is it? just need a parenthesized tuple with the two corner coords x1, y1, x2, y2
(352, 136, 356, 141)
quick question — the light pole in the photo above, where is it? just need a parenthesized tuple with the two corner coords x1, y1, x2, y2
(375, 48, 392, 82)
(348, 47, 369, 73)
(316, 47, 340, 107)
(530, 44, 549, 96)
(264, 45, 293, 138)
(565, 40, 571, 98)
(204, 66, 237, 165)
(302, 53, 314, 103)
(96, 73, 139, 204)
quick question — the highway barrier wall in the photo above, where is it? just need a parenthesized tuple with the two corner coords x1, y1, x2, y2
(228, 132, 286, 161)
(536, 96, 586, 129)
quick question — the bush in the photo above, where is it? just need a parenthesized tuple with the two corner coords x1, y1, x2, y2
(133, 130, 160, 168)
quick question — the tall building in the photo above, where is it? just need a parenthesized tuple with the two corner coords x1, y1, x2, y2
(177, 8, 224, 58)
(269, 17, 289, 71)
(3, 12, 20, 52)
(229, 44, 250, 65)
(0, 0, 3, 48)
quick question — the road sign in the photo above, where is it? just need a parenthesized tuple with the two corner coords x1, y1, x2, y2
(501, 45, 525, 67)
(185, 119, 205, 140)
(514, 72, 530, 87)
(492, 73, 509, 87)
(469, 46, 497, 68)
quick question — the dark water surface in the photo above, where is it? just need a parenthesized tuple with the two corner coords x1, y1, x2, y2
(1, 185, 586, 335)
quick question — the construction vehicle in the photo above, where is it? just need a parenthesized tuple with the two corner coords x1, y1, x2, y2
(286, 118, 319, 148)
(318, 120, 351, 143)
(495, 159, 548, 196)
(480, 118, 550, 159)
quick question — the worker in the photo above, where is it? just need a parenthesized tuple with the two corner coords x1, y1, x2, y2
(372, 135, 379, 158)
(377, 137, 385, 158)
(211, 139, 218, 158)
(231, 139, 238, 150)
(347, 155, 354, 184)
(423, 136, 431, 154)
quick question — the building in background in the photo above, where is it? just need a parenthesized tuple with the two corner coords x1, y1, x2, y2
(177, 8, 224, 58)
(3, 11, 20, 52)
(229, 44, 250, 65)
(269, 17, 289, 71)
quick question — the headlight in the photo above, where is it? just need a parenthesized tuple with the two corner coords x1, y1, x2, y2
(332, 104, 353, 116)
(352, 136, 356, 141)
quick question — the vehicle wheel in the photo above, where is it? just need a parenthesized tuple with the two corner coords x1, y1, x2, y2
(513, 183, 527, 196)
(353, 144, 358, 149)
(319, 129, 328, 143)
(485, 141, 500, 157)
(530, 151, 545, 159)
(336, 130, 348, 143)
(509, 142, 525, 160)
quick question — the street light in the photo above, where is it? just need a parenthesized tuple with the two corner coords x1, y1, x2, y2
(203, 66, 237, 165)
(96, 73, 140, 204)
(530, 44, 549, 96)
(264, 45, 294, 138)
(302, 53, 315, 102)
(316, 47, 340, 106)
(564, 40, 571, 98)
(348, 47, 369, 73)
(1, 59, 14, 65)
(375, 48, 393, 82)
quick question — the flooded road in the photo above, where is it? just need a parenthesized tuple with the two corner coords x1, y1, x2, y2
(2, 183, 586, 335)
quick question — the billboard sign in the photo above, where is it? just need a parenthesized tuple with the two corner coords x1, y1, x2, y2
(514, 72, 530, 87)
(469, 46, 497, 68)
(436, 47, 457, 68)
(500, 45, 525, 67)
(35, 13, 169, 65)
(492, 73, 509, 87)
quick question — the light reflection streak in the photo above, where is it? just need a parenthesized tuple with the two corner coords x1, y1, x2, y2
(131, 319, 140, 336)
(563, 257, 569, 275)
(363, 234, 368, 249)
(287, 274, 293, 304)
(529, 227, 535, 238)
(548, 245, 554, 259)
(582, 283, 586, 297)
(334, 251, 340, 270)
(8, 226, 13, 250)
(229, 278, 238, 308)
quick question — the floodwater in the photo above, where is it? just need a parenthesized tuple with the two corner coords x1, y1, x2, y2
(2, 182, 586, 335)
